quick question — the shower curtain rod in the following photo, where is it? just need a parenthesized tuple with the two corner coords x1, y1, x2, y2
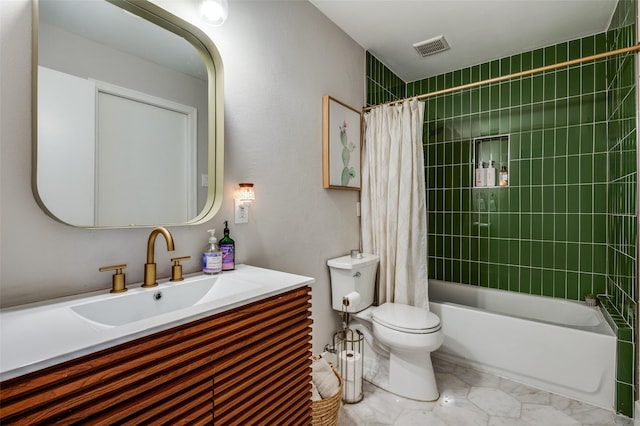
(363, 43, 640, 112)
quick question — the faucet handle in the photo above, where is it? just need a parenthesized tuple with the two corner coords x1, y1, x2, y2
(170, 256, 191, 282)
(99, 264, 127, 293)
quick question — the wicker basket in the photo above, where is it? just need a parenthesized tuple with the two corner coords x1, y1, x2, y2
(311, 362, 343, 426)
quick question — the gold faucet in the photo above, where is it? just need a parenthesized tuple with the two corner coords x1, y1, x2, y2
(143, 227, 175, 288)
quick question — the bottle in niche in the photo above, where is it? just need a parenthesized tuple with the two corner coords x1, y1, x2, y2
(475, 162, 486, 187)
(202, 229, 222, 275)
(219, 220, 235, 271)
(486, 161, 496, 187)
(499, 165, 509, 186)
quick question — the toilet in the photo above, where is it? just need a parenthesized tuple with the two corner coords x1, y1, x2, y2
(327, 253, 443, 401)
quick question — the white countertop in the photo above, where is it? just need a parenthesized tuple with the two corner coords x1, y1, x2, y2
(0, 265, 314, 382)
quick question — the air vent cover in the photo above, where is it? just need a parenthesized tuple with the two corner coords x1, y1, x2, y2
(413, 35, 450, 57)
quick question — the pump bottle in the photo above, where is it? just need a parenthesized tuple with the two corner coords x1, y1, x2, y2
(219, 220, 235, 271)
(202, 229, 222, 275)
(486, 161, 496, 187)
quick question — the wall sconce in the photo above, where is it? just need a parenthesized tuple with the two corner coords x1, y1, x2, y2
(200, 0, 229, 26)
(234, 183, 254, 224)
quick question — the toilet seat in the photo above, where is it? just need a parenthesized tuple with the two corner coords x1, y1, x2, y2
(372, 303, 440, 334)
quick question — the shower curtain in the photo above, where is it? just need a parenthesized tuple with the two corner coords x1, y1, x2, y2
(361, 98, 428, 309)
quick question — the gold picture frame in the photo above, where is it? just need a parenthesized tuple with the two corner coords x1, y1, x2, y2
(322, 95, 362, 190)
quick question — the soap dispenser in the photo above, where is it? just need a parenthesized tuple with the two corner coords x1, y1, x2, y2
(203, 229, 222, 275)
(475, 162, 487, 187)
(486, 161, 496, 187)
(219, 220, 235, 271)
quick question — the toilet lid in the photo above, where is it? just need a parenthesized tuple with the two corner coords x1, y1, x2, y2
(372, 303, 440, 333)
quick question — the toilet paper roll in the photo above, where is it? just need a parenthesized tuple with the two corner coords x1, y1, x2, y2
(338, 350, 363, 380)
(343, 378, 362, 403)
(342, 291, 361, 312)
(339, 349, 363, 402)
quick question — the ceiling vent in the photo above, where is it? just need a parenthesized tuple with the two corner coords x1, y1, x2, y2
(413, 35, 450, 57)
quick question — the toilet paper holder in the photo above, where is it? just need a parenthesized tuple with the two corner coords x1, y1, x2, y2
(335, 327, 364, 404)
(341, 291, 361, 311)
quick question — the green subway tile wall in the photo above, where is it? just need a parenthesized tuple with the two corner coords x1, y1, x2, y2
(366, 1, 637, 415)
(414, 34, 611, 301)
(607, 0, 637, 417)
(366, 54, 405, 106)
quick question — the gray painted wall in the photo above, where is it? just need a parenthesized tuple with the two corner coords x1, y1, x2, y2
(0, 0, 365, 353)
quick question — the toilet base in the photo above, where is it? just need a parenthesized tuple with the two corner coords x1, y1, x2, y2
(349, 316, 441, 402)
(388, 350, 439, 401)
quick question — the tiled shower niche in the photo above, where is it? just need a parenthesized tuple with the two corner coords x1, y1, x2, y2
(473, 135, 510, 188)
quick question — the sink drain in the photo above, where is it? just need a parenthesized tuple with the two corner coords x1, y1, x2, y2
(153, 291, 163, 301)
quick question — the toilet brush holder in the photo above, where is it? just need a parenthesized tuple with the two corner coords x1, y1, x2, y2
(335, 327, 364, 403)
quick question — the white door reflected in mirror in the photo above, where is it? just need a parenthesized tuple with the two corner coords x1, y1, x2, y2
(34, 0, 224, 228)
(38, 67, 197, 227)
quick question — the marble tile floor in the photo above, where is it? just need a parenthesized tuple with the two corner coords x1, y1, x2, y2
(338, 356, 633, 426)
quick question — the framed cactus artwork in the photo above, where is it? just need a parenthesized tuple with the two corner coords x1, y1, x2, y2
(322, 95, 362, 190)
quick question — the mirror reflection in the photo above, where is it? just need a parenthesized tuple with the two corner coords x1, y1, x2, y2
(35, 0, 218, 227)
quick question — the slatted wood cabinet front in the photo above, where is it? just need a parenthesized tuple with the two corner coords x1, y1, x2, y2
(0, 286, 313, 425)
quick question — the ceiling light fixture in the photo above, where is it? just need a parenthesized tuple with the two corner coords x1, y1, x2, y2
(201, 0, 228, 26)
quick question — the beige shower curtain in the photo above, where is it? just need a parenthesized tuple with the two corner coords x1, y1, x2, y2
(361, 98, 429, 309)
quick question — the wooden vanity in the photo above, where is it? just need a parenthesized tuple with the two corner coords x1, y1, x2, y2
(0, 285, 312, 424)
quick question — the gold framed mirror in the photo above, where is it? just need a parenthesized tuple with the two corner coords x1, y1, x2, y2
(32, 0, 224, 228)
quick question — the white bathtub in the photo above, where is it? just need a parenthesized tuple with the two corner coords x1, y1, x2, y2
(428, 280, 616, 410)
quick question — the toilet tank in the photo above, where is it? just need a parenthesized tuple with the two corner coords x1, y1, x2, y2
(327, 254, 379, 313)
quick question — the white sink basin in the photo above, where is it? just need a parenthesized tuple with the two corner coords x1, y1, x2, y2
(1, 265, 314, 382)
(70, 275, 259, 326)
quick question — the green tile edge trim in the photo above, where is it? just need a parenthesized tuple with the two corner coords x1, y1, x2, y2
(600, 295, 635, 417)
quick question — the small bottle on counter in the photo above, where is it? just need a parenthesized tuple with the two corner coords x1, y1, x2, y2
(219, 220, 235, 271)
(203, 229, 222, 275)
